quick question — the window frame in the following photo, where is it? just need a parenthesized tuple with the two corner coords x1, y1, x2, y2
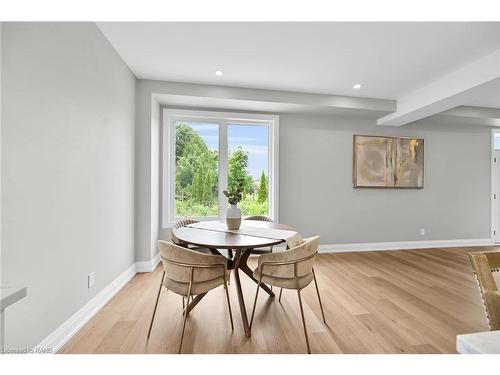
(162, 108, 279, 228)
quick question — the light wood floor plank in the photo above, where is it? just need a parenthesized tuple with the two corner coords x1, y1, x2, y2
(59, 247, 492, 354)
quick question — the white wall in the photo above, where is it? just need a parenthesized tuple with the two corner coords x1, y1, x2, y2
(1, 22, 136, 348)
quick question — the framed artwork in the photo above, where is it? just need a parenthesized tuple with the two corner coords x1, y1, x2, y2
(353, 135, 424, 188)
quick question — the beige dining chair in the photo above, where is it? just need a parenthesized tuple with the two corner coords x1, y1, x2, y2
(468, 249, 500, 330)
(171, 219, 215, 302)
(172, 218, 199, 230)
(171, 219, 207, 251)
(245, 215, 273, 222)
(171, 218, 198, 248)
(147, 241, 234, 353)
(173, 218, 236, 259)
(172, 218, 219, 259)
(249, 236, 326, 354)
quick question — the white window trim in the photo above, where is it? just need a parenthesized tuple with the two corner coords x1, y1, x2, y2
(162, 108, 279, 228)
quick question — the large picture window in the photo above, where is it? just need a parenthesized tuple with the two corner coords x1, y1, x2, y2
(163, 109, 279, 227)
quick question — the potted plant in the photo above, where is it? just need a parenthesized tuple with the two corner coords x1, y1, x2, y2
(223, 178, 244, 230)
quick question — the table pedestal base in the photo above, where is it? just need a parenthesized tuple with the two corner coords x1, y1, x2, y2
(208, 247, 274, 337)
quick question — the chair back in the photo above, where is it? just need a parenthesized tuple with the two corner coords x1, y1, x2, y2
(171, 219, 199, 244)
(469, 250, 500, 330)
(158, 241, 226, 284)
(244, 215, 273, 222)
(172, 218, 199, 229)
(259, 236, 320, 279)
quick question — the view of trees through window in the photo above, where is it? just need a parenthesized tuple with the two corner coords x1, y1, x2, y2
(175, 121, 269, 218)
(228, 124, 269, 216)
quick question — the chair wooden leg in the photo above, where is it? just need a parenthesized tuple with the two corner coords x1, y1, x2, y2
(147, 271, 165, 339)
(279, 288, 283, 303)
(249, 277, 262, 330)
(224, 281, 234, 330)
(296, 283, 311, 354)
(179, 272, 193, 354)
(178, 300, 189, 353)
(312, 268, 326, 324)
(182, 295, 195, 314)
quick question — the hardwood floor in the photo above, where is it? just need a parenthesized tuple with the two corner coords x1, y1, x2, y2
(59, 247, 491, 354)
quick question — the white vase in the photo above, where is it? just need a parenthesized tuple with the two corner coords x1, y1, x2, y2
(226, 204, 242, 230)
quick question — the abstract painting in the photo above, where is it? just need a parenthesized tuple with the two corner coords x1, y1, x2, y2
(353, 135, 424, 188)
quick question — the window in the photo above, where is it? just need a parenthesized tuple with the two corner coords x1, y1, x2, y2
(163, 109, 279, 227)
(228, 124, 269, 217)
(174, 121, 219, 217)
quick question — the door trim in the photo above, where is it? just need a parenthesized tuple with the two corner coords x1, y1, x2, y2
(491, 129, 500, 243)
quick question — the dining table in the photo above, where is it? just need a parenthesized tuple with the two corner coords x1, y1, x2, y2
(171, 219, 299, 337)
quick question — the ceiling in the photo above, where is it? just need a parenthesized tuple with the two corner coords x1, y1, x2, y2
(98, 22, 500, 108)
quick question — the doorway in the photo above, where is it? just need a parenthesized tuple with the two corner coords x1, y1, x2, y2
(492, 130, 500, 243)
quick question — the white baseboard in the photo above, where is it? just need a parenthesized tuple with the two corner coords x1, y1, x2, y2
(36, 263, 137, 353)
(135, 252, 161, 273)
(319, 238, 494, 253)
(36, 255, 161, 353)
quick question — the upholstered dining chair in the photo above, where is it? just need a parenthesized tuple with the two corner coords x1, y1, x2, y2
(244, 216, 274, 254)
(249, 236, 326, 353)
(171, 218, 198, 247)
(147, 241, 234, 353)
(173, 218, 220, 256)
(171, 219, 215, 303)
(173, 218, 235, 259)
(468, 249, 500, 330)
(245, 215, 273, 222)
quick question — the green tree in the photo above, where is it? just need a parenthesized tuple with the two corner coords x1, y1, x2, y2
(175, 123, 218, 208)
(228, 147, 253, 195)
(257, 171, 268, 203)
(174, 124, 269, 217)
(175, 123, 207, 162)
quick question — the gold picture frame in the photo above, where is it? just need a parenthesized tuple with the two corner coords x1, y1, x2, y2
(353, 135, 424, 189)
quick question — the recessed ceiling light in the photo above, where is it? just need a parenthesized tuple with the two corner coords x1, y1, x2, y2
(353, 83, 362, 89)
(215, 70, 223, 76)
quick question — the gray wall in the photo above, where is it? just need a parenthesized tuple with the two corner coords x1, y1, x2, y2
(134, 81, 158, 262)
(0, 22, 3, 285)
(279, 113, 491, 243)
(151, 108, 491, 246)
(133, 80, 492, 262)
(1, 23, 136, 348)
